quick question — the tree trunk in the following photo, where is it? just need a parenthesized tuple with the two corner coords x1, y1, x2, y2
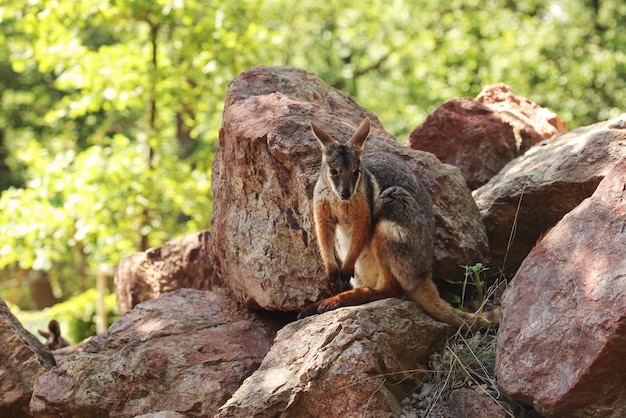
(27, 269, 57, 309)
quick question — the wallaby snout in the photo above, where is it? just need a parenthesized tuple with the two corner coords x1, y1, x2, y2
(333, 166, 360, 200)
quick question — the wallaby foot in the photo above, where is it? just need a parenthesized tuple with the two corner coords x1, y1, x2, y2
(298, 286, 402, 320)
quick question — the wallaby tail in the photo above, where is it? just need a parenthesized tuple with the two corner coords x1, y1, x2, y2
(406, 279, 500, 332)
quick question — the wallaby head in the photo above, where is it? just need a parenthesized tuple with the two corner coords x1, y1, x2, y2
(311, 118, 371, 200)
(38, 319, 69, 350)
(48, 319, 61, 338)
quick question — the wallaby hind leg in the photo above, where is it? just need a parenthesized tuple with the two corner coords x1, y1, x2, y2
(370, 220, 462, 328)
(297, 285, 402, 319)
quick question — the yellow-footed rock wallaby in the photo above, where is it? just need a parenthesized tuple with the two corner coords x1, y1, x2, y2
(299, 118, 499, 331)
(38, 319, 70, 350)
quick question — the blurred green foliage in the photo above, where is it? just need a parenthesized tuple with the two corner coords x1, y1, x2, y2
(9, 289, 119, 344)
(0, 0, 624, 311)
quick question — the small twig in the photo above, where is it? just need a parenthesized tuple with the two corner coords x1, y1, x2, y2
(501, 185, 526, 273)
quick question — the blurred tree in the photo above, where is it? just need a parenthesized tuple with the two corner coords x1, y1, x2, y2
(0, 0, 624, 309)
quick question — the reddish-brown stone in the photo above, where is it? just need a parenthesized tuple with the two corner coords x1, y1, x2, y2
(474, 115, 626, 277)
(30, 289, 276, 418)
(0, 298, 56, 418)
(408, 84, 567, 189)
(448, 388, 510, 418)
(114, 230, 219, 315)
(496, 158, 626, 417)
(217, 298, 452, 417)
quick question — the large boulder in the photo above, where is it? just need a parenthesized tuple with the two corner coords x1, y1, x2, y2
(114, 230, 219, 315)
(496, 158, 626, 417)
(212, 65, 489, 311)
(217, 298, 452, 417)
(473, 115, 626, 277)
(30, 289, 276, 418)
(408, 84, 567, 189)
(0, 298, 56, 418)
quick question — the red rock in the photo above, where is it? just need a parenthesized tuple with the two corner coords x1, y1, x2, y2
(408, 84, 567, 190)
(0, 298, 56, 418)
(114, 230, 219, 315)
(448, 388, 510, 418)
(495, 158, 626, 417)
(217, 298, 452, 417)
(474, 115, 626, 277)
(475, 83, 568, 138)
(30, 289, 276, 418)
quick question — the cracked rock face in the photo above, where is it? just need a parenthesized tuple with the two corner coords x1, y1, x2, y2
(1, 298, 56, 417)
(496, 158, 626, 417)
(114, 230, 219, 315)
(30, 289, 275, 418)
(408, 83, 567, 190)
(474, 115, 626, 277)
(217, 298, 452, 418)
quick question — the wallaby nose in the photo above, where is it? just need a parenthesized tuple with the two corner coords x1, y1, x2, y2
(341, 189, 351, 199)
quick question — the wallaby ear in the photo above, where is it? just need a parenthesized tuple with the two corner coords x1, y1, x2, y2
(310, 121, 337, 147)
(348, 118, 371, 148)
(38, 329, 51, 338)
(49, 320, 61, 336)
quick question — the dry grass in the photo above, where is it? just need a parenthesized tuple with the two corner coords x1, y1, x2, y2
(398, 274, 542, 418)
(422, 277, 512, 416)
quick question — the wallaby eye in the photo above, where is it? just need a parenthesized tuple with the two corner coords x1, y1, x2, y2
(329, 168, 338, 176)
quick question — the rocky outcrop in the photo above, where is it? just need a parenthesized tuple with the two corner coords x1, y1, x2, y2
(473, 115, 626, 277)
(1, 298, 56, 418)
(212, 65, 489, 311)
(475, 83, 567, 140)
(21, 66, 625, 417)
(408, 84, 567, 189)
(114, 230, 219, 315)
(496, 158, 626, 417)
(30, 289, 276, 418)
(217, 298, 452, 417)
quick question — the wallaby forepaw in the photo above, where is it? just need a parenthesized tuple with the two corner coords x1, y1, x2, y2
(329, 271, 351, 294)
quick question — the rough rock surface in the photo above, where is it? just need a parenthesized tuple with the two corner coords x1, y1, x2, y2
(408, 84, 567, 189)
(473, 115, 626, 277)
(475, 83, 568, 139)
(135, 412, 187, 418)
(496, 158, 626, 417)
(217, 298, 452, 418)
(447, 389, 510, 418)
(1, 298, 56, 418)
(30, 289, 275, 418)
(212, 65, 489, 311)
(114, 230, 219, 315)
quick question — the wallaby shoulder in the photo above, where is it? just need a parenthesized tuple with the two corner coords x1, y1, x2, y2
(362, 151, 427, 201)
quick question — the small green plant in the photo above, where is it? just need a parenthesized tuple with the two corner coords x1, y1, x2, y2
(462, 262, 489, 309)
(445, 263, 490, 312)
